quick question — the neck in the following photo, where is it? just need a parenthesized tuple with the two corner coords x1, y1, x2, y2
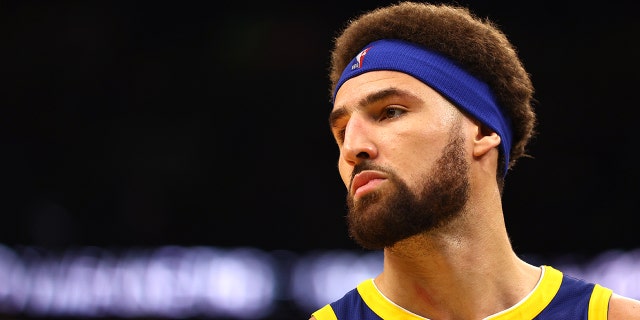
(375, 190, 540, 319)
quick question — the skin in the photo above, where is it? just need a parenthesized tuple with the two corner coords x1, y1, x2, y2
(310, 70, 640, 319)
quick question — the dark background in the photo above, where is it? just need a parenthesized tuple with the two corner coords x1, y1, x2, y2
(3, 0, 640, 258)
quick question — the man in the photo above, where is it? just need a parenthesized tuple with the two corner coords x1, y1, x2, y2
(310, 2, 640, 319)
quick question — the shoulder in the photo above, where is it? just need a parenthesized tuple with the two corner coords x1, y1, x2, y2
(608, 293, 640, 319)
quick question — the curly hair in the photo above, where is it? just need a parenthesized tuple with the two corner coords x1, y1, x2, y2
(329, 1, 536, 184)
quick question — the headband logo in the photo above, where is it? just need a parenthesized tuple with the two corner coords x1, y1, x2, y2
(350, 47, 372, 70)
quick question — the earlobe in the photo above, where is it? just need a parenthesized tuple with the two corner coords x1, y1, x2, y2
(473, 127, 501, 157)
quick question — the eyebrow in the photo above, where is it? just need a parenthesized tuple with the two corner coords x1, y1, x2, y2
(328, 87, 420, 128)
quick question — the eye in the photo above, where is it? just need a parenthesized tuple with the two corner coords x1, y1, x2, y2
(333, 128, 346, 145)
(330, 121, 347, 144)
(380, 106, 405, 121)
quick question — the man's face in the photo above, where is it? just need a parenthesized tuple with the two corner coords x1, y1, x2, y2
(330, 71, 471, 249)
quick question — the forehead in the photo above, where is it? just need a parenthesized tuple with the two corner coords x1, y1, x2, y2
(333, 70, 444, 112)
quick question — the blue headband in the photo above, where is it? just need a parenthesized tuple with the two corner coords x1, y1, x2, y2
(333, 39, 513, 177)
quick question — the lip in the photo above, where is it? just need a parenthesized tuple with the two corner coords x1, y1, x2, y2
(351, 170, 387, 198)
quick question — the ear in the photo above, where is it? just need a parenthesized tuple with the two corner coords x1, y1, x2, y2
(473, 123, 501, 157)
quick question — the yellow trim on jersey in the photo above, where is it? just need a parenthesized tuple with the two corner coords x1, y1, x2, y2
(588, 284, 613, 320)
(312, 303, 338, 320)
(487, 265, 562, 319)
(316, 265, 608, 320)
(357, 279, 428, 319)
(357, 266, 566, 320)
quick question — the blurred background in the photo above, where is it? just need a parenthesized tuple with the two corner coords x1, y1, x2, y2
(2, 0, 639, 319)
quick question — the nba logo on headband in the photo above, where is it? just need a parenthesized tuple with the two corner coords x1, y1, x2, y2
(350, 47, 372, 70)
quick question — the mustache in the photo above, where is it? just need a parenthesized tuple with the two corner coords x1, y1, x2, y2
(350, 161, 394, 183)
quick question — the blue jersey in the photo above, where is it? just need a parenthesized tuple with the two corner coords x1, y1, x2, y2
(312, 265, 613, 319)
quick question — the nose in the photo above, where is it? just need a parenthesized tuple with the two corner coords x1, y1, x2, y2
(342, 116, 378, 165)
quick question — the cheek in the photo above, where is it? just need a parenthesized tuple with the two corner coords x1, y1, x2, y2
(386, 132, 443, 179)
(337, 158, 351, 189)
(386, 131, 435, 163)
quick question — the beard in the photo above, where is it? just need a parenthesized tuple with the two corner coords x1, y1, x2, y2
(346, 128, 470, 250)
